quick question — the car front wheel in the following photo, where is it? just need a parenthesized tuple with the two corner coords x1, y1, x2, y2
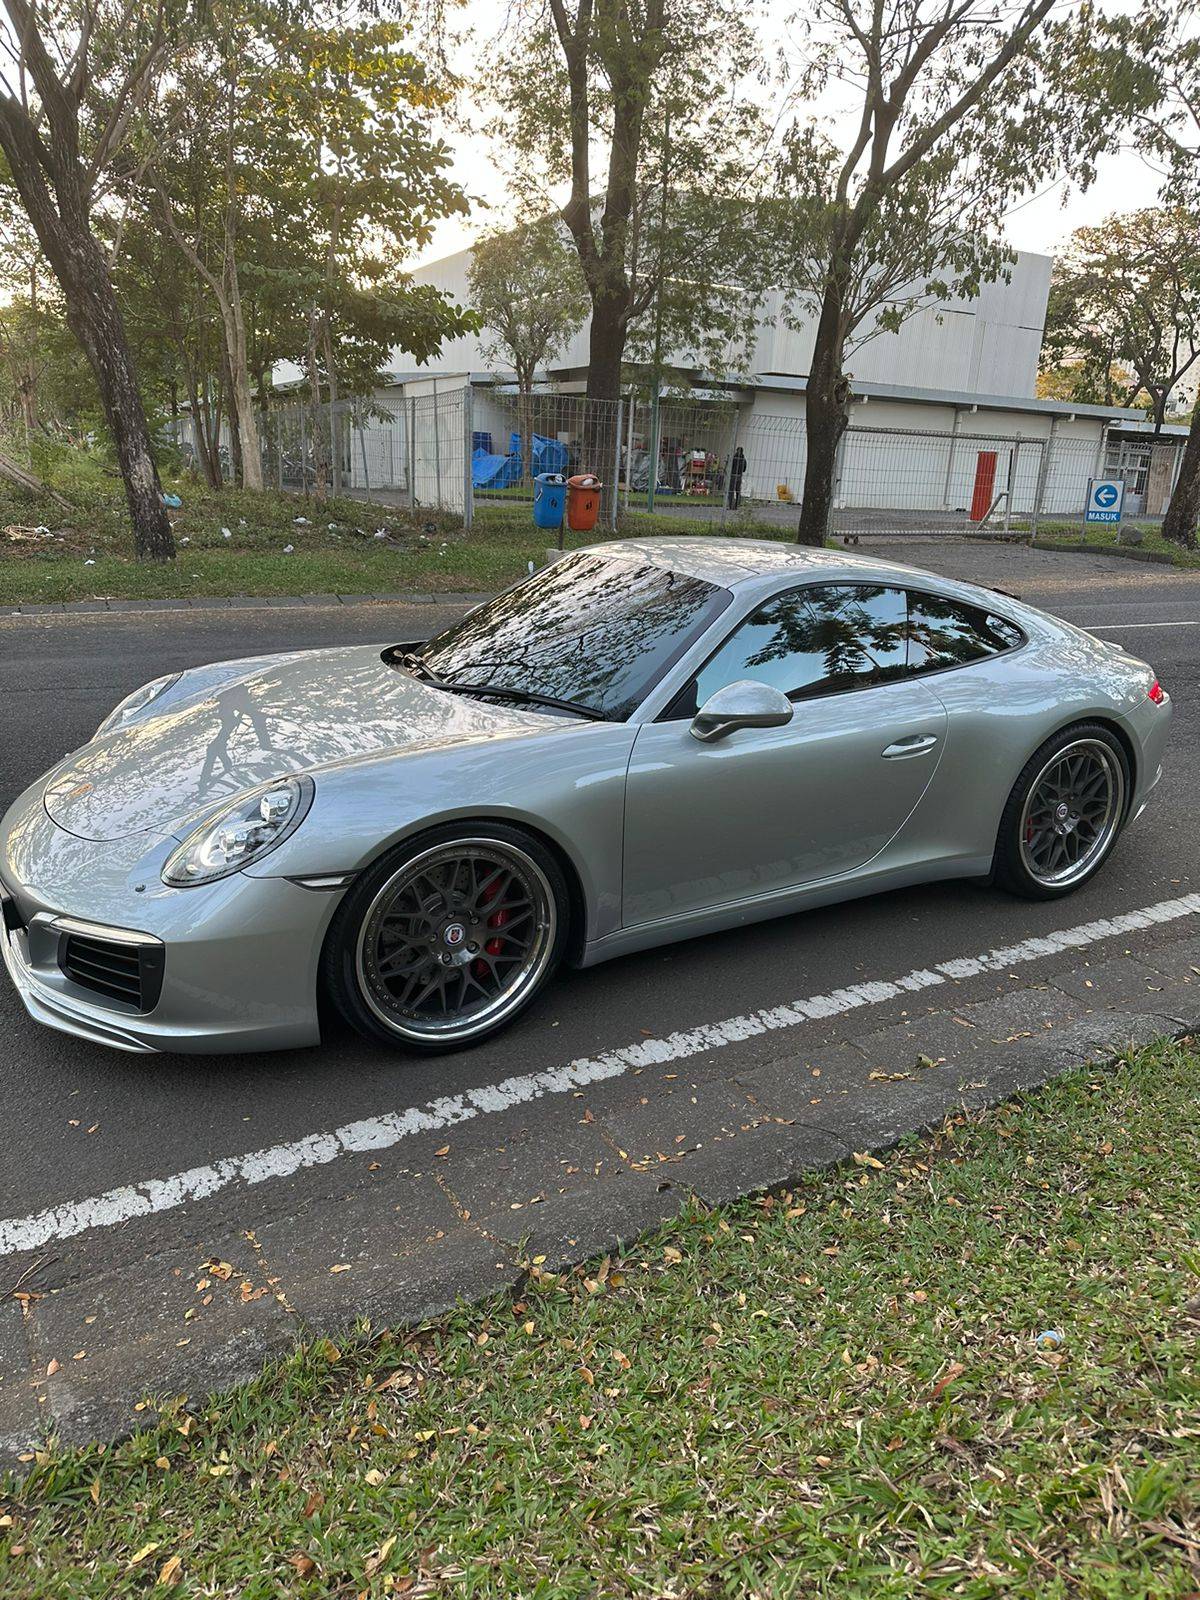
(323, 824, 568, 1053)
(992, 723, 1129, 900)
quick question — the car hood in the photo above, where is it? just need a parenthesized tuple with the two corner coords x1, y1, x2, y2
(43, 645, 558, 842)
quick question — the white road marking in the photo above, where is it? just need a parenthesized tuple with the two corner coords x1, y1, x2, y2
(2, 892, 1198, 1258)
(1077, 620, 1200, 630)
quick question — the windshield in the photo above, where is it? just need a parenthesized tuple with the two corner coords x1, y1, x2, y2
(413, 552, 732, 721)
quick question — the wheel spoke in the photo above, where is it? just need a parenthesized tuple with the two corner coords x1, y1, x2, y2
(358, 842, 556, 1041)
(1020, 742, 1122, 888)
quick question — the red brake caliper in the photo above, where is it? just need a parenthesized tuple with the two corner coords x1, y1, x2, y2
(474, 875, 508, 980)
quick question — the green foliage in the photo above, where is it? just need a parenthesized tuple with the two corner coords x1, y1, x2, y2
(767, 0, 1167, 368)
(3, 1039, 1199, 1594)
(488, 0, 777, 391)
(468, 219, 589, 386)
(1039, 209, 1200, 427)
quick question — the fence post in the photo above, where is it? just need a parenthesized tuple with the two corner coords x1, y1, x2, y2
(611, 397, 623, 531)
(1003, 436, 1018, 535)
(1031, 417, 1057, 542)
(408, 396, 417, 510)
(432, 387, 443, 508)
(298, 404, 309, 496)
(623, 392, 636, 515)
(462, 384, 474, 530)
(356, 402, 372, 499)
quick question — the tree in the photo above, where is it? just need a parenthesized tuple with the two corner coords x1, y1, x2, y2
(492, 0, 771, 404)
(468, 219, 588, 483)
(1039, 210, 1200, 430)
(0, 0, 181, 559)
(769, 0, 1162, 546)
(1122, 26, 1200, 547)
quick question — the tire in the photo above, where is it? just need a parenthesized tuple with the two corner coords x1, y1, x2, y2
(992, 722, 1130, 900)
(322, 823, 569, 1053)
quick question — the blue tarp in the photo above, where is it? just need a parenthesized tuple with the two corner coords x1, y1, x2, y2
(472, 432, 569, 490)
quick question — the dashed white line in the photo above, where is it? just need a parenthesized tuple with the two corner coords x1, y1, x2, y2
(1077, 620, 1200, 630)
(2, 892, 1198, 1258)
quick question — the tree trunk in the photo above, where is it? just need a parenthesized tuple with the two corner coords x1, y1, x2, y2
(518, 377, 533, 487)
(1162, 402, 1200, 550)
(0, 112, 174, 560)
(304, 308, 328, 501)
(60, 239, 175, 560)
(797, 283, 851, 548)
(223, 347, 245, 486)
(222, 260, 263, 491)
(585, 290, 626, 403)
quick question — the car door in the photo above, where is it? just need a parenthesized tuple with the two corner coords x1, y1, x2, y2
(622, 582, 948, 926)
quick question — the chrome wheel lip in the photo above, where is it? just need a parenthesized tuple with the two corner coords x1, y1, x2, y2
(1018, 739, 1124, 889)
(355, 838, 557, 1044)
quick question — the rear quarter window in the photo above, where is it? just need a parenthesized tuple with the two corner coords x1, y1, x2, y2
(906, 591, 1026, 675)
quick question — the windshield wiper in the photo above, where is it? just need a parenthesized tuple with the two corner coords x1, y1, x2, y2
(395, 650, 609, 721)
(396, 651, 451, 687)
(441, 681, 612, 722)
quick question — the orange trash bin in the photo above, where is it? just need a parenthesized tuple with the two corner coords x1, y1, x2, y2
(566, 473, 603, 533)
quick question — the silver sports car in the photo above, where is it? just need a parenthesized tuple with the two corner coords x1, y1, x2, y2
(0, 538, 1172, 1056)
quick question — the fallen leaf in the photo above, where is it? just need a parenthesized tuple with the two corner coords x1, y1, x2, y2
(329, 1264, 351, 1274)
(156, 1553, 182, 1587)
(129, 1541, 160, 1567)
(365, 1534, 398, 1577)
(927, 1361, 966, 1404)
(289, 1554, 316, 1577)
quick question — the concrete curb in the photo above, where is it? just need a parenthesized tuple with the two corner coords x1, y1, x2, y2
(1030, 539, 1177, 565)
(3, 591, 495, 619)
(2, 939, 1198, 1468)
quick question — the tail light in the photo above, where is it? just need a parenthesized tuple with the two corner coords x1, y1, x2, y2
(1149, 679, 1166, 706)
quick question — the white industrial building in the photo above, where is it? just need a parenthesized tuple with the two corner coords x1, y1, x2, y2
(243, 241, 1189, 524)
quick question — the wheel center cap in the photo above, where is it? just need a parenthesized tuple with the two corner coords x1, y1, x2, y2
(1054, 802, 1070, 823)
(442, 922, 467, 949)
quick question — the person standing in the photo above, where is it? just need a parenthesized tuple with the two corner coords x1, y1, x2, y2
(728, 445, 747, 509)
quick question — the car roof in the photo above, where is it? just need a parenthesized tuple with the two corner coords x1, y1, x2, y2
(583, 535, 964, 594)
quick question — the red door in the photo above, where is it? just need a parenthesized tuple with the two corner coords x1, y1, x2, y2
(969, 452, 998, 522)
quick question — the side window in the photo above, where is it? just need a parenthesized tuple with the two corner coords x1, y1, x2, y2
(677, 584, 910, 716)
(907, 591, 1025, 674)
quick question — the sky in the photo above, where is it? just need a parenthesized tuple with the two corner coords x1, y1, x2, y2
(412, 0, 1167, 271)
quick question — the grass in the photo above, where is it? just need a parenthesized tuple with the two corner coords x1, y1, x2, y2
(3, 1038, 1199, 1597)
(1029, 520, 1200, 568)
(0, 455, 792, 605)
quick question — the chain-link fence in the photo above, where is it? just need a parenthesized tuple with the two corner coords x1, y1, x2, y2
(174, 383, 1166, 540)
(726, 414, 1111, 536)
(470, 390, 623, 527)
(176, 387, 474, 522)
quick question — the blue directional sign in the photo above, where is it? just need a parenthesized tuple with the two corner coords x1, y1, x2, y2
(1084, 477, 1125, 525)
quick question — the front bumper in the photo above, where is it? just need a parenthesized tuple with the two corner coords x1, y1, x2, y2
(1, 785, 341, 1055)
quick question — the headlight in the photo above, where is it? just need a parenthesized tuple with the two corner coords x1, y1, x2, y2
(96, 673, 181, 737)
(162, 777, 313, 886)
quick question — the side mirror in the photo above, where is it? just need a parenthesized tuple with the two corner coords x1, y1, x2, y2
(690, 679, 794, 743)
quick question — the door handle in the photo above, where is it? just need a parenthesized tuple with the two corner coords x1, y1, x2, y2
(881, 734, 939, 759)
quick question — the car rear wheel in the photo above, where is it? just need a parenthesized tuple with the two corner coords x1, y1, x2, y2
(323, 824, 568, 1052)
(993, 723, 1129, 900)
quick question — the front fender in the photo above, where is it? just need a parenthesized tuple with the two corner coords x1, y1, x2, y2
(245, 723, 638, 943)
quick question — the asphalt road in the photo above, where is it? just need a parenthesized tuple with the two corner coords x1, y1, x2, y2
(1, 540, 1198, 1271)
